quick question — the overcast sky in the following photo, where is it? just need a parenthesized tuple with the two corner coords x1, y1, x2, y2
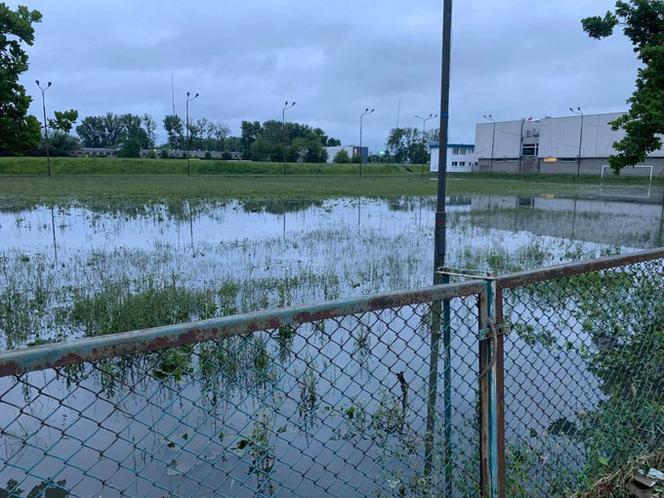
(13, 0, 637, 150)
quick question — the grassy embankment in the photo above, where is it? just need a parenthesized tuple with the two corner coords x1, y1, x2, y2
(0, 156, 658, 204)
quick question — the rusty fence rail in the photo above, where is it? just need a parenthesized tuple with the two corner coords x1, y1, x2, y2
(0, 248, 663, 497)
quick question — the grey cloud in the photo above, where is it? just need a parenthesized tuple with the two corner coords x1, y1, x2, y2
(13, 0, 637, 149)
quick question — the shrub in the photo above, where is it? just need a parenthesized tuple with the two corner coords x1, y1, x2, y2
(334, 149, 350, 164)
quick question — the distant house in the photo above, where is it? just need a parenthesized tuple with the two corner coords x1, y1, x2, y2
(73, 148, 118, 158)
(71, 148, 242, 160)
(325, 146, 368, 164)
(429, 144, 476, 173)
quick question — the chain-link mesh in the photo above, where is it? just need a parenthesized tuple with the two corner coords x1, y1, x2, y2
(502, 258, 664, 497)
(0, 296, 481, 497)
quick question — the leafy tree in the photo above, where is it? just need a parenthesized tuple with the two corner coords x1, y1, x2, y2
(0, 3, 42, 155)
(48, 109, 78, 134)
(327, 137, 342, 147)
(387, 127, 422, 163)
(187, 118, 230, 151)
(43, 109, 80, 156)
(241, 120, 262, 157)
(76, 114, 123, 148)
(582, 0, 664, 172)
(334, 149, 350, 163)
(244, 119, 334, 162)
(224, 136, 242, 153)
(142, 113, 157, 147)
(409, 142, 430, 164)
(163, 115, 184, 149)
(76, 113, 150, 155)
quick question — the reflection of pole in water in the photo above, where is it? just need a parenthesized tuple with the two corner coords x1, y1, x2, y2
(357, 198, 361, 232)
(189, 202, 194, 255)
(50, 206, 58, 262)
(571, 199, 578, 240)
(283, 211, 286, 239)
(657, 194, 664, 247)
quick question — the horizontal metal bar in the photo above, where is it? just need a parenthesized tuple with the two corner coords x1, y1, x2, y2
(497, 247, 664, 289)
(0, 280, 486, 378)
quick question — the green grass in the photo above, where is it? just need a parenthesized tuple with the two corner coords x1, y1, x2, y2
(0, 156, 659, 205)
(0, 156, 413, 176)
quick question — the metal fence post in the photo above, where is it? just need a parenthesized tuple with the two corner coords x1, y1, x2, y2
(478, 280, 506, 498)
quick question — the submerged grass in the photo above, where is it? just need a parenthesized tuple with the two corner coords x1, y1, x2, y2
(0, 169, 659, 209)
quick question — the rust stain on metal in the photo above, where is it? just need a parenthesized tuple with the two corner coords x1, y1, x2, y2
(54, 352, 85, 370)
(0, 361, 19, 377)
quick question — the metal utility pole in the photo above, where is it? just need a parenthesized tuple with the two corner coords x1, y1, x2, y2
(282, 101, 296, 175)
(425, 0, 452, 493)
(415, 113, 438, 178)
(35, 80, 53, 177)
(483, 114, 496, 173)
(185, 91, 199, 177)
(570, 107, 584, 177)
(359, 107, 374, 177)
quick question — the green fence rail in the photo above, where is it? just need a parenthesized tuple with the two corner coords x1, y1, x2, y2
(0, 248, 662, 497)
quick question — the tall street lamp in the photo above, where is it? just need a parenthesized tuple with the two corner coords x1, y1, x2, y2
(359, 107, 374, 177)
(570, 107, 584, 177)
(185, 91, 199, 177)
(415, 113, 438, 178)
(35, 80, 53, 177)
(483, 114, 496, 173)
(282, 101, 296, 175)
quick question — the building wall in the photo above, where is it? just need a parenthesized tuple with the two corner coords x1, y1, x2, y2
(537, 112, 639, 159)
(477, 157, 664, 176)
(430, 145, 476, 173)
(475, 120, 523, 159)
(475, 112, 664, 176)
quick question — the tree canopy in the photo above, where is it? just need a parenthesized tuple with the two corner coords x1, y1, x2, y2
(386, 128, 429, 164)
(582, 0, 664, 172)
(240, 120, 337, 163)
(76, 113, 154, 155)
(0, 3, 42, 155)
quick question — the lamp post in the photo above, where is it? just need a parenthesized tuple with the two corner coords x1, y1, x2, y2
(415, 113, 438, 178)
(185, 91, 199, 177)
(426, 0, 453, 492)
(570, 107, 584, 177)
(35, 80, 53, 177)
(483, 114, 496, 173)
(282, 101, 296, 175)
(359, 107, 374, 177)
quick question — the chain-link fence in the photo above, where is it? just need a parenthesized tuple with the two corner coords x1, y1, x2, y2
(500, 252, 664, 497)
(0, 283, 486, 497)
(0, 249, 662, 497)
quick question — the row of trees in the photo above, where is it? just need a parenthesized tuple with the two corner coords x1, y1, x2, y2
(1, 1, 662, 171)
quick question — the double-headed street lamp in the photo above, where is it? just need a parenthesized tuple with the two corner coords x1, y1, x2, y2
(359, 107, 374, 177)
(570, 106, 584, 177)
(185, 91, 199, 177)
(35, 80, 53, 177)
(415, 113, 438, 178)
(282, 101, 296, 175)
(483, 114, 496, 173)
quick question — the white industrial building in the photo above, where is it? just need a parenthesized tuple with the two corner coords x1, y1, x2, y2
(475, 112, 664, 176)
(429, 144, 477, 173)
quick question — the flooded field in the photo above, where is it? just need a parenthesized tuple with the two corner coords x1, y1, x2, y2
(1, 194, 662, 350)
(0, 192, 662, 497)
